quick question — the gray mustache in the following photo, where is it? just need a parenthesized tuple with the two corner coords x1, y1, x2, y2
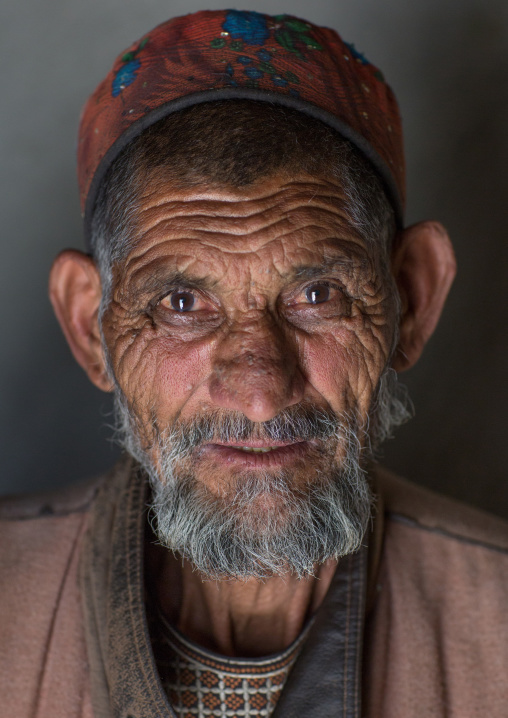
(159, 405, 343, 456)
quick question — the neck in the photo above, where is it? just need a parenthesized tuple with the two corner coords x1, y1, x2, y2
(146, 541, 337, 657)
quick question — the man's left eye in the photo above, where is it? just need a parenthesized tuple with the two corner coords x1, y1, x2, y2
(289, 282, 350, 316)
(160, 290, 204, 312)
(305, 283, 330, 304)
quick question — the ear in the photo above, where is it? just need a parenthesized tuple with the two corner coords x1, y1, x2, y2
(49, 250, 114, 391)
(391, 221, 456, 372)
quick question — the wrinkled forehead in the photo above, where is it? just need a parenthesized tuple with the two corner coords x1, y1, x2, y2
(109, 174, 384, 296)
(94, 109, 396, 281)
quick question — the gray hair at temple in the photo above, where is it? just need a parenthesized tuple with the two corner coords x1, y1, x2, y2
(89, 99, 397, 312)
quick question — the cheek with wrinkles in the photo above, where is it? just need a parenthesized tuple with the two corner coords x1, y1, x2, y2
(150, 339, 214, 418)
(108, 319, 214, 427)
(297, 320, 392, 416)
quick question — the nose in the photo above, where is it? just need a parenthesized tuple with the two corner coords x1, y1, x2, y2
(208, 315, 305, 422)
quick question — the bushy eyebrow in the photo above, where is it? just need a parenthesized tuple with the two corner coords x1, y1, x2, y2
(290, 255, 362, 282)
(127, 268, 216, 299)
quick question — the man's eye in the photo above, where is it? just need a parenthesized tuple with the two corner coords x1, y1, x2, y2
(305, 284, 331, 304)
(160, 290, 201, 312)
(170, 291, 195, 312)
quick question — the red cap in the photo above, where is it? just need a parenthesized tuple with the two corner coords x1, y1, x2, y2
(78, 10, 405, 248)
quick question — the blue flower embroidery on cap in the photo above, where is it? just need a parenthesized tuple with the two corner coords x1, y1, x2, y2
(256, 48, 271, 62)
(244, 66, 264, 80)
(112, 59, 141, 97)
(223, 10, 270, 46)
(112, 36, 149, 97)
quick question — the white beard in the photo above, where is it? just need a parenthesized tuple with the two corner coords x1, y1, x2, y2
(109, 362, 411, 579)
(146, 424, 371, 580)
(111, 367, 411, 580)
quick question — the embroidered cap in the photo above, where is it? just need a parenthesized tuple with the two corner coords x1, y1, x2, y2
(78, 10, 405, 249)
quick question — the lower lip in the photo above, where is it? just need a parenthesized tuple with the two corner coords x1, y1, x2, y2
(200, 442, 311, 468)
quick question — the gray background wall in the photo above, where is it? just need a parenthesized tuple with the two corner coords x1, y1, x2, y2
(1, 0, 507, 517)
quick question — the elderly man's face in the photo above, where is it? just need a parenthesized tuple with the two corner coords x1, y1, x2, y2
(81, 172, 402, 577)
(102, 172, 398, 478)
(50, 167, 455, 577)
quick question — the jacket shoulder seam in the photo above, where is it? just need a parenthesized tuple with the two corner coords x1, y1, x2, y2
(388, 510, 508, 556)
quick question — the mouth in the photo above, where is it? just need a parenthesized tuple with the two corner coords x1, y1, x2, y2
(200, 440, 315, 467)
(230, 446, 279, 453)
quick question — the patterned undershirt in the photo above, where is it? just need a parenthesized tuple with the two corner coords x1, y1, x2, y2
(151, 610, 309, 718)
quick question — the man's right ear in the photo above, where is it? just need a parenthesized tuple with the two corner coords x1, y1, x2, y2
(49, 250, 114, 392)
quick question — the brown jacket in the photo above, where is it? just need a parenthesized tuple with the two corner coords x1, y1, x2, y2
(1, 458, 508, 717)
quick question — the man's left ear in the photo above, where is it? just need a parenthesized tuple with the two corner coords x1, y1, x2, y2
(49, 249, 114, 391)
(391, 221, 456, 372)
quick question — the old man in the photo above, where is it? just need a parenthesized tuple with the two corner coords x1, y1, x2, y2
(1, 10, 508, 718)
